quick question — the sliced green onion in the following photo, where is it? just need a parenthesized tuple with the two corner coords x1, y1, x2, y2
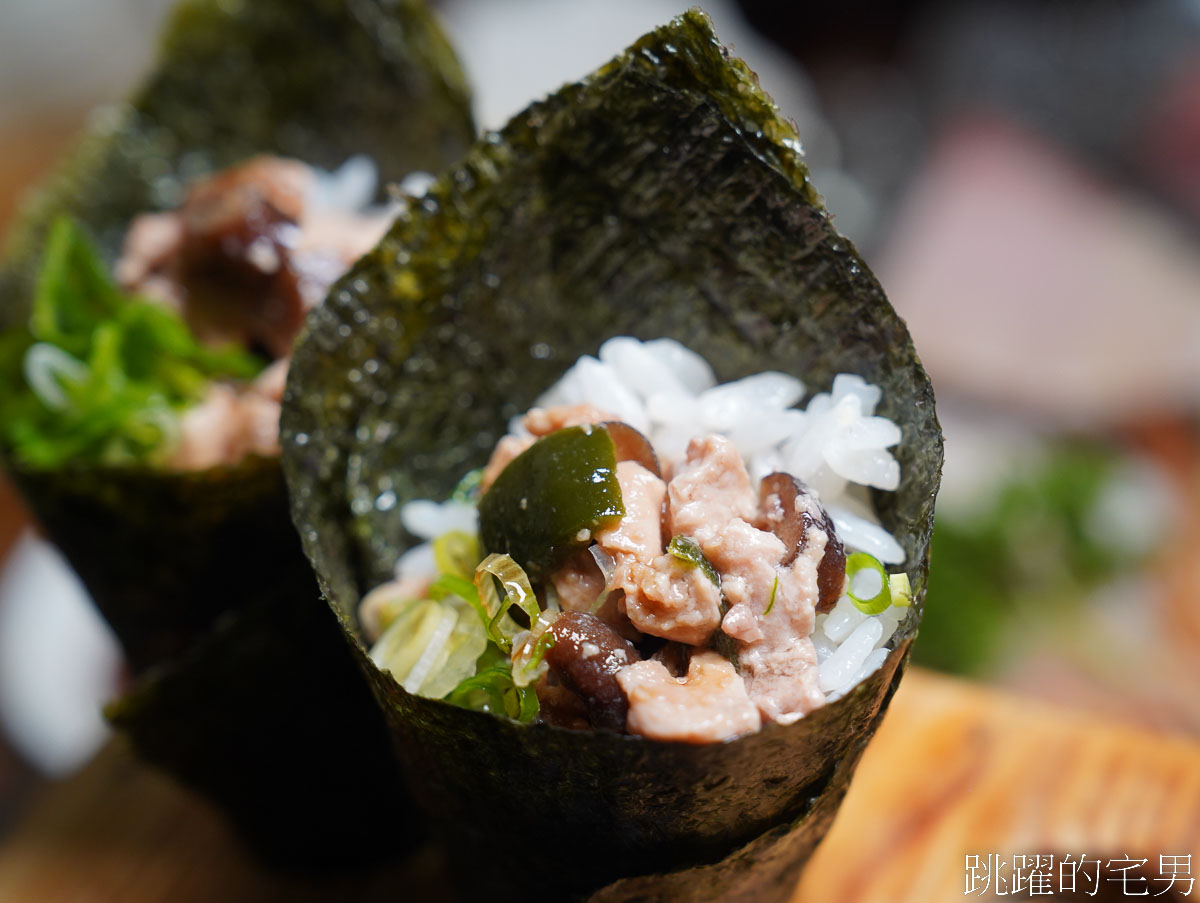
(889, 572, 913, 608)
(30, 216, 123, 354)
(433, 530, 481, 579)
(764, 576, 779, 616)
(445, 649, 540, 723)
(23, 343, 87, 410)
(1, 216, 264, 468)
(426, 570, 505, 687)
(667, 535, 720, 587)
(511, 612, 558, 688)
(429, 573, 480, 607)
(669, 533, 736, 663)
(369, 595, 487, 698)
(473, 553, 544, 652)
(516, 682, 539, 722)
(845, 552, 891, 615)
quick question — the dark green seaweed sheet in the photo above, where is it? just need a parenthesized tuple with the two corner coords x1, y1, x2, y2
(283, 8, 941, 900)
(16, 456, 301, 669)
(106, 583, 417, 869)
(0, 0, 475, 868)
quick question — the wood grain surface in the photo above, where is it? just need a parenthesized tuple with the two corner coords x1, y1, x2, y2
(794, 669, 1200, 902)
(0, 668, 1196, 902)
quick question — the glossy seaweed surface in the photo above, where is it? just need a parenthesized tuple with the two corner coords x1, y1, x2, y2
(284, 9, 941, 899)
(0, 0, 475, 868)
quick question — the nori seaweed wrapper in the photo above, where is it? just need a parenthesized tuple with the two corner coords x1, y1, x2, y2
(0, 0, 475, 868)
(105, 586, 418, 868)
(283, 8, 942, 899)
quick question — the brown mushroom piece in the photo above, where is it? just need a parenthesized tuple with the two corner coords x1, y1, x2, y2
(175, 157, 310, 359)
(600, 421, 661, 477)
(544, 610, 641, 731)
(758, 472, 846, 613)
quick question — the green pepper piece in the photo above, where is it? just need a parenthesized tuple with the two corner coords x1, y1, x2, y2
(478, 425, 624, 579)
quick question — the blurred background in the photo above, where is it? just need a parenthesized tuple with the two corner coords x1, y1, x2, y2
(0, 0, 1198, 844)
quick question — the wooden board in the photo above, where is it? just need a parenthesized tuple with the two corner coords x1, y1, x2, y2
(795, 669, 1200, 901)
(0, 668, 1197, 902)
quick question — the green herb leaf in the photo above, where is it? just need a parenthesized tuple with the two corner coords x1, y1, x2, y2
(668, 535, 739, 664)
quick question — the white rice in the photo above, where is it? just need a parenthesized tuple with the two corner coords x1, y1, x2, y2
(306, 154, 414, 220)
(400, 499, 477, 540)
(306, 155, 381, 213)
(399, 336, 910, 702)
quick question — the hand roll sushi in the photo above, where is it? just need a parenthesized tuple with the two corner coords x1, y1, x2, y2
(360, 338, 915, 742)
(0, 0, 474, 670)
(283, 9, 942, 900)
(0, 0, 474, 867)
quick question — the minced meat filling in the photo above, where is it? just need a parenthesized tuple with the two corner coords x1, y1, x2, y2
(618, 651, 762, 744)
(512, 408, 846, 742)
(598, 460, 725, 646)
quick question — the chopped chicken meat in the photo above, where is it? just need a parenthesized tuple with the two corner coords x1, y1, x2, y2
(619, 650, 761, 743)
(167, 359, 288, 470)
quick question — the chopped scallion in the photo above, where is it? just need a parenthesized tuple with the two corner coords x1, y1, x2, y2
(473, 553, 544, 652)
(0, 216, 264, 468)
(511, 614, 558, 688)
(445, 649, 539, 723)
(764, 576, 779, 615)
(433, 529, 480, 579)
(667, 535, 720, 587)
(845, 552, 891, 615)
(368, 595, 487, 698)
(450, 468, 483, 504)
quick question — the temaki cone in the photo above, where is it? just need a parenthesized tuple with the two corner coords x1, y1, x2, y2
(0, 0, 475, 869)
(284, 9, 942, 897)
